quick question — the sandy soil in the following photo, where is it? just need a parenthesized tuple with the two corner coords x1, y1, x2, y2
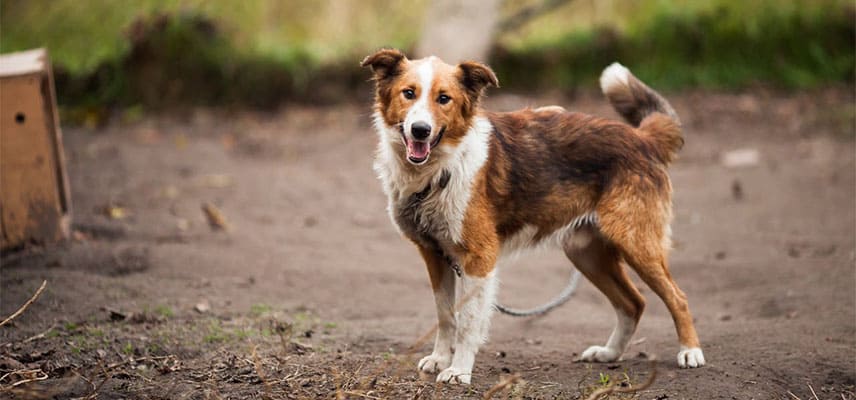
(1, 88, 854, 399)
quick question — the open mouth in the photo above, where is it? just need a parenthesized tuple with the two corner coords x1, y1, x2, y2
(401, 126, 445, 165)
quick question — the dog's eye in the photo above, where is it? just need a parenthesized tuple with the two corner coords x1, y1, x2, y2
(437, 94, 451, 105)
(402, 89, 415, 100)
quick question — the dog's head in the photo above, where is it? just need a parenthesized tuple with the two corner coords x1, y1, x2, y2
(362, 49, 498, 166)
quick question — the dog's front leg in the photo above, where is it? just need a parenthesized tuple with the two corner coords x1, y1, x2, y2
(436, 251, 498, 385)
(416, 245, 456, 374)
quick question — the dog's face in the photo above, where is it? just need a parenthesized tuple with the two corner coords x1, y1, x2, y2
(362, 49, 498, 165)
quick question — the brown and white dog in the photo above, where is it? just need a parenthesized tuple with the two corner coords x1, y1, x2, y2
(362, 49, 705, 384)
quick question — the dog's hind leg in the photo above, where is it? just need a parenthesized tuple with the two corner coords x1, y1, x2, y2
(416, 245, 456, 374)
(597, 194, 705, 368)
(564, 225, 645, 363)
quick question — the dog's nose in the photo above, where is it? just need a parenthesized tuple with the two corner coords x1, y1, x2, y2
(411, 121, 431, 140)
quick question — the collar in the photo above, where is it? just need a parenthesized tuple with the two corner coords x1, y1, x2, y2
(409, 169, 451, 203)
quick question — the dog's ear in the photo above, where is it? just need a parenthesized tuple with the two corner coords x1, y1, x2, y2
(458, 61, 499, 97)
(361, 48, 407, 81)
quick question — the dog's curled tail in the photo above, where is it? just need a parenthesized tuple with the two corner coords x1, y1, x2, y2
(600, 63, 683, 165)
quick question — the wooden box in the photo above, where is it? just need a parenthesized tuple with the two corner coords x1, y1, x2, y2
(0, 48, 71, 250)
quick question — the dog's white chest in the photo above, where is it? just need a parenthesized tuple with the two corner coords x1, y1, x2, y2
(374, 116, 492, 249)
(388, 171, 465, 248)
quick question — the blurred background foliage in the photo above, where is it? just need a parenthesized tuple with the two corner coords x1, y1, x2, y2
(1, 0, 853, 114)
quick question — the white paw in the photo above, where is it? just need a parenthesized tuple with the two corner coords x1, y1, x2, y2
(418, 353, 451, 373)
(436, 367, 471, 384)
(677, 347, 706, 368)
(579, 345, 621, 362)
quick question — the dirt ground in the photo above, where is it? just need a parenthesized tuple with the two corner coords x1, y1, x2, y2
(1, 87, 854, 399)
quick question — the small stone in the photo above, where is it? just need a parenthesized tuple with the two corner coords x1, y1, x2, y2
(194, 300, 210, 314)
(721, 148, 760, 168)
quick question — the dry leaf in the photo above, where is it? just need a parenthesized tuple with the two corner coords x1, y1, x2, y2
(201, 203, 229, 231)
(106, 205, 128, 220)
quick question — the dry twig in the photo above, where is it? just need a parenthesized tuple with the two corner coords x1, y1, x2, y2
(483, 373, 523, 400)
(105, 355, 171, 370)
(0, 368, 49, 390)
(22, 324, 57, 343)
(0, 280, 47, 327)
(251, 345, 273, 399)
(808, 384, 819, 400)
(343, 390, 384, 400)
(584, 360, 658, 400)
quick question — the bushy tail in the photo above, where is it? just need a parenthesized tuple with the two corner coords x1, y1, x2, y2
(600, 63, 683, 165)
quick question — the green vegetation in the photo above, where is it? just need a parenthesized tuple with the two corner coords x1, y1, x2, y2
(1, 0, 851, 113)
(494, 0, 855, 90)
(154, 305, 174, 318)
(598, 372, 611, 387)
(250, 303, 274, 317)
(203, 319, 230, 343)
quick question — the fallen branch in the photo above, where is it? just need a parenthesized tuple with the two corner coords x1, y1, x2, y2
(0, 280, 47, 328)
(585, 360, 658, 400)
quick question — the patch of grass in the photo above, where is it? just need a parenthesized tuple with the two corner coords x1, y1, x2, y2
(234, 329, 251, 341)
(250, 304, 273, 317)
(154, 305, 174, 319)
(64, 322, 79, 331)
(146, 343, 162, 355)
(68, 333, 95, 354)
(598, 372, 611, 387)
(322, 321, 338, 335)
(87, 328, 105, 339)
(123, 342, 135, 355)
(203, 320, 231, 343)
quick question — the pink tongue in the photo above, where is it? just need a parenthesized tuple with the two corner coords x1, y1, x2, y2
(408, 141, 430, 159)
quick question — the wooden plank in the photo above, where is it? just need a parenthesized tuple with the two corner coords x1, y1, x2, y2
(0, 48, 46, 78)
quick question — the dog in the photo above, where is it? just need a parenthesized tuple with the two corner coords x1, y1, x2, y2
(361, 48, 705, 384)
